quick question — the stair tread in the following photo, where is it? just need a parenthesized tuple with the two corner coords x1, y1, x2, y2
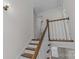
(28, 45, 37, 48)
(31, 40, 39, 43)
(21, 53, 33, 58)
(24, 49, 35, 54)
(25, 47, 36, 51)
(29, 43, 39, 45)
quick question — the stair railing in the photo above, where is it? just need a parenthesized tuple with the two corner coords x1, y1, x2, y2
(47, 17, 74, 42)
(32, 17, 74, 59)
(32, 23, 48, 59)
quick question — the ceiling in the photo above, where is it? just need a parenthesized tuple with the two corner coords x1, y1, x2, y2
(33, 0, 63, 14)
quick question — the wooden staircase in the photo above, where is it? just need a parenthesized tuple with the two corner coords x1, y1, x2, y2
(20, 17, 74, 59)
(20, 24, 48, 59)
(21, 39, 40, 59)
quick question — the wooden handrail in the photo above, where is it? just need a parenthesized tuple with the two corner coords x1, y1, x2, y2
(32, 24, 48, 59)
(48, 17, 69, 22)
(47, 17, 74, 42)
(31, 17, 73, 59)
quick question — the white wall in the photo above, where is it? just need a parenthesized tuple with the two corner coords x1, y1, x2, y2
(64, 48, 75, 59)
(34, 0, 75, 40)
(63, 0, 75, 40)
(57, 48, 75, 59)
(51, 42, 75, 59)
(37, 8, 62, 20)
(33, 10, 37, 39)
(34, 8, 62, 38)
(3, 0, 34, 59)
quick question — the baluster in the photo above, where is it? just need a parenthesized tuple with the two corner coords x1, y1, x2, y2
(58, 21, 61, 40)
(54, 22, 56, 40)
(49, 22, 53, 40)
(63, 20, 68, 41)
(55, 21, 58, 41)
(64, 20, 71, 41)
(61, 20, 65, 40)
(52, 22, 55, 40)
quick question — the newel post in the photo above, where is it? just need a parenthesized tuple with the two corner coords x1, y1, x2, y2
(46, 19, 51, 41)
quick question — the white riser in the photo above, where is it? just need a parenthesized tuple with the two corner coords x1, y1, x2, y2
(24, 50, 35, 54)
(28, 45, 37, 48)
(31, 41, 39, 43)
